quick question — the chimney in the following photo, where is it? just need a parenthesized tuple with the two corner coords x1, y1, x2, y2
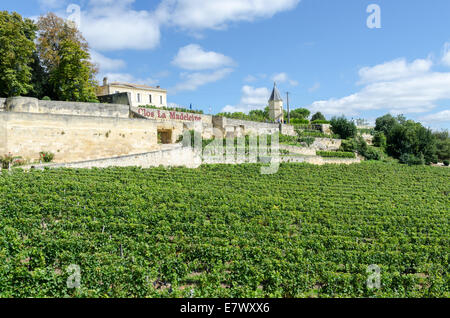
(103, 77, 108, 86)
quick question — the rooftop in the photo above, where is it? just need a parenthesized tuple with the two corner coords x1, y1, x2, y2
(269, 82, 283, 102)
(103, 80, 166, 92)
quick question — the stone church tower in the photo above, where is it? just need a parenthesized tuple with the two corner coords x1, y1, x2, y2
(268, 82, 284, 122)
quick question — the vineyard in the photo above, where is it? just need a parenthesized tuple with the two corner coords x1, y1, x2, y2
(0, 162, 448, 298)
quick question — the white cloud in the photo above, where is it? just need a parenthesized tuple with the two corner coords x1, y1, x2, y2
(272, 72, 298, 86)
(75, 1, 161, 51)
(222, 85, 270, 113)
(442, 43, 450, 67)
(157, 0, 300, 30)
(420, 110, 450, 123)
(311, 73, 450, 116)
(172, 44, 234, 71)
(309, 54, 450, 117)
(358, 58, 432, 84)
(51, 0, 299, 52)
(90, 51, 126, 72)
(172, 68, 233, 93)
(102, 73, 158, 86)
(244, 74, 267, 83)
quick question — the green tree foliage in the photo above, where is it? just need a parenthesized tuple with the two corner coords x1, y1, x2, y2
(217, 107, 270, 123)
(311, 112, 326, 122)
(375, 114, 398, 136)
(330, 116, 357, 140)
(433, 130, 450, 162)
(290, 108, 310, 120)
(0, 11, 37, 96)
(340, 136, 384, 161)
(376, 115, 437, 165)
(49, 39, 98, 102)
(36, 13, 98, 101)
(372, 131, 387, 149)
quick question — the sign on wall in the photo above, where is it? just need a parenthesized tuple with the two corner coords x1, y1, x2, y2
(137, 108, 202, 122)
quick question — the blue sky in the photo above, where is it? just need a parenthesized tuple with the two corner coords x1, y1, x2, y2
(3, 0, 450, 129)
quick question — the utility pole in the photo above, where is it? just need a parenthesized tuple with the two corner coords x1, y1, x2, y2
(286, 92, 290, 124)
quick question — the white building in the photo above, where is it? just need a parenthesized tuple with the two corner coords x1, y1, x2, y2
(97, 78, 167, 107)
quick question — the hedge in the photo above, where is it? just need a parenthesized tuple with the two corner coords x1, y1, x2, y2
(317, 151, 356, 158)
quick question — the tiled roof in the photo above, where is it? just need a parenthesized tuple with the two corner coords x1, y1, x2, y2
(269, 82, 282, 102)
(109, 82, 166, 91)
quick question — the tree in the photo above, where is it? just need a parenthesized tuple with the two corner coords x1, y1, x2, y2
(0, 11, 37, 96)
(381, 117, 437, 165)
(36, 13, 98, 101)
(290, 108, 310, 120)
(372, 131, 387, 149)
(330, 116, 357, 139)
(375, 114, 398, 136)
(433, 130, 450, 162)
(49, 39, 98, 102)
(311, 112, 326, 122)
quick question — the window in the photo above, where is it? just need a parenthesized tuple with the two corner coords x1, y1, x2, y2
(160, 96, 163, 105)
(149, 94, 152, 104)
(137, 93, 141, 103)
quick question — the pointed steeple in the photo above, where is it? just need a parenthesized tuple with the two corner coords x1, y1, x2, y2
(269, 82, 283, 102)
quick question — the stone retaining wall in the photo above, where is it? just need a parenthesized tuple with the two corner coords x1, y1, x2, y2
(28, 144, 202, 170)
(0, 111, 162, 163)
(4, 97, 129, 118)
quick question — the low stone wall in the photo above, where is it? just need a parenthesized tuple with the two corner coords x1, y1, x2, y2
(0, 98, 5, 110)
(311, 138, 342, 151)
(213, 116, 280, 137)
(0, 111, 162, 163)
(4, 97, 129, 118)
(280, 144, 316, 156)
(280, 124, 296, 136)
(28, 144, 202, 170)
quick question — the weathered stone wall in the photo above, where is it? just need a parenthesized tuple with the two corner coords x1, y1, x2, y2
(283, 156, 360, 165)
(28, 144, 202, 170)
(280, 124, 296, 136)
(280, 144, 316, 156)
(0, 98, 5, 110)
(213, 116, 279, 137)
(5, 97, 130, 118)
(0, 112, 164, 163)
(311, 138, 342, 151)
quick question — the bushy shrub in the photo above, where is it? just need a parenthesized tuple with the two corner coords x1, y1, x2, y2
(433, 130, 450, 162)
(340, 139, 358, 152)
(340, 136, 384, 161)
(443, 160, 449, 166)
(372, 131, 387, 149)
(317, 151, 356, 158)
(330, 116, 357, 140)
(311, 120, 330, 124)
(290, 118, 309, 125)
(375, 114, 437, 165)
(399, 153, 425, 166)
(362, 146, 384, 161)
(1, 153, 14, 169)
(299, 136, 315, 147)
(39, 151, 54, 163)
(42, 96, 51, 101)
(311, 112, 326, 122)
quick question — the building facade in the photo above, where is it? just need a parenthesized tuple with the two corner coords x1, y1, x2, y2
(97, 78, 167, 108)
(268, 82, 284, 122)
